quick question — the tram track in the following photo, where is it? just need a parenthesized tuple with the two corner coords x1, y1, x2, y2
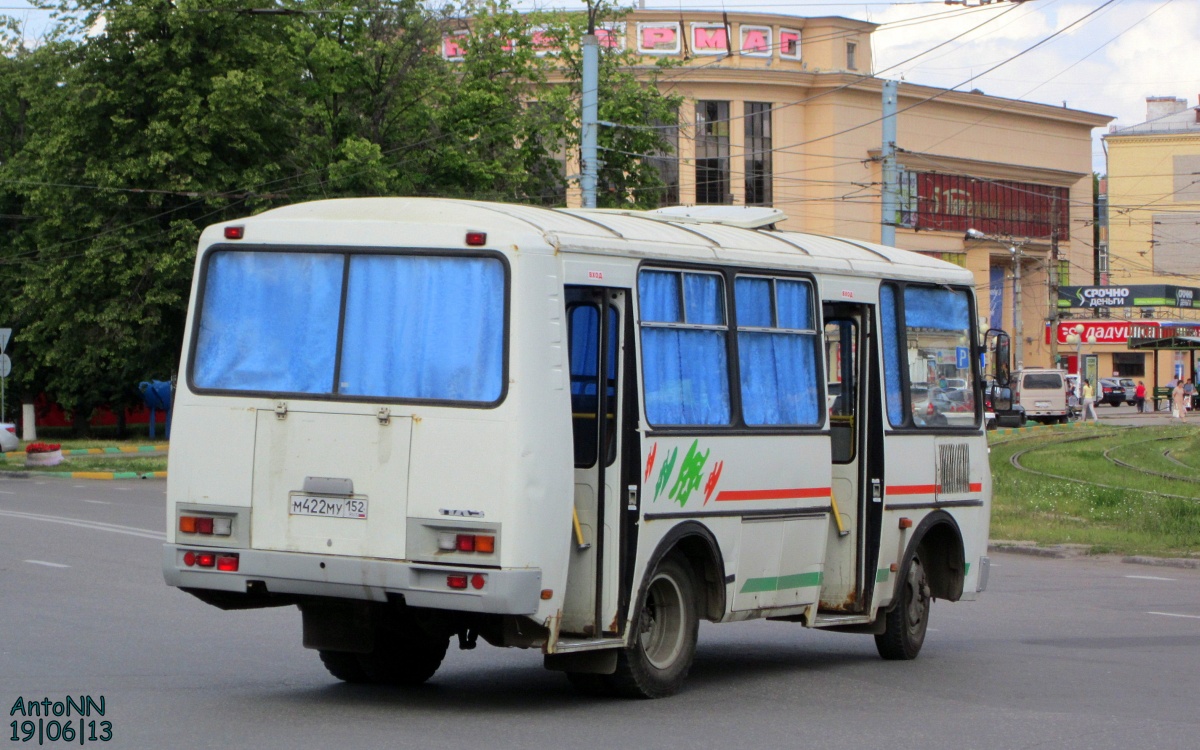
(1005, 429, 1200, 502)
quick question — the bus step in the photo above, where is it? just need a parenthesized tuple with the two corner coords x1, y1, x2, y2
(551, 636, 624, 654)
(812, 613, 873, 628)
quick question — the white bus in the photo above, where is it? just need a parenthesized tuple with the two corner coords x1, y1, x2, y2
(164, 198, 997, 698)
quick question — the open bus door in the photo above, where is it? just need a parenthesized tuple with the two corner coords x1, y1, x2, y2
(819, 303, 884, 615)
(560, 287, 638, 641)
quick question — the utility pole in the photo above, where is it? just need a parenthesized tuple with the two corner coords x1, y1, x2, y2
(1012, 244, 1023, 370)
(1048, 231, 1059, 367)
(580, 19, 599, 208)
(880, 80, 898, 247)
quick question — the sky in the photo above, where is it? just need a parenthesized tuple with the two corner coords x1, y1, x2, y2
(4, 0, 1197, 173)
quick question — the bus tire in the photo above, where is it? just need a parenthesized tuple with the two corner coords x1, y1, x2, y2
(875, 554, 931, 661)
(318, 650, 371, 684)
(360, 630, 450, 687)
(608, 556, 698, 699)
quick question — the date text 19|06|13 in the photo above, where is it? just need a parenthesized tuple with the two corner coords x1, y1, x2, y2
(9, 696, 111, 744)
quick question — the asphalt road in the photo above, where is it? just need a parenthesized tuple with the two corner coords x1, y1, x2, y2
(3, 477, 1200, 750)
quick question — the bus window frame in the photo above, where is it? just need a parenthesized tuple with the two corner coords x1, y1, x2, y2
(186, 244, 512, 410)
(635, 261, 827, 436)
(880, 281, 982, 433)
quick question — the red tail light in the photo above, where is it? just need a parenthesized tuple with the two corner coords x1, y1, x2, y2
(447, 575, 469, 590)
(216, 554, 240, 572)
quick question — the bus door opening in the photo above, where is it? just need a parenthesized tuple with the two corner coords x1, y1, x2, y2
(820, 304, 882, 613)
(562, 287, 632, 638)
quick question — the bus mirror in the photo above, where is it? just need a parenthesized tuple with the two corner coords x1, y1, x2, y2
(987, 329, 1011, 387)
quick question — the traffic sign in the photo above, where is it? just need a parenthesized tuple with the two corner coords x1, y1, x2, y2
(956, 346, 970, 370)
(0, 328, 10, 353)
(0, 353, 10, 378)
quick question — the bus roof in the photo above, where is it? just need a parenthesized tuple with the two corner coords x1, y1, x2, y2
(228, 197, 974, 285)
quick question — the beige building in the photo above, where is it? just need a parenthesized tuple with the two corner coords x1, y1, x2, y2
(1098, 96, 1200, 389)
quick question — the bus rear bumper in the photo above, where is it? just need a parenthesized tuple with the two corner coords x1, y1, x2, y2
(163, 544, 542, 615)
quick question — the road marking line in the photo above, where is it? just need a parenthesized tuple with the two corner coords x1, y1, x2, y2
(1148, 611, 1200, 620)
(1126, 575, 1176, 581)
(0, 490, 14, 494)
(80, 499, 112, 505)
(25, 560, 70, 568)
(0, 509, 164, 540)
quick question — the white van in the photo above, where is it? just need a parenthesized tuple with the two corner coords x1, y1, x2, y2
(1016, 369, 1069, 424)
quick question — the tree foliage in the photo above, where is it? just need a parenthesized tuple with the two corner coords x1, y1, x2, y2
(0, 0, 678, 432)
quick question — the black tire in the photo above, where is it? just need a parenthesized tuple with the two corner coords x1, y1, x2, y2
(360, 627, 450, 686)
(875, 554, 931, 661)
(607, 556, 699, 699)
(319, 650, 372, 684)
(320, 621, 450, 687)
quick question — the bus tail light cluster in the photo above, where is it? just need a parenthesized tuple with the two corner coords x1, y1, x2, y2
(447, 573, 486, 590)
(181, 551, 239, 572)
(179, 515, 232, 536)
(437, 532, 495, 553)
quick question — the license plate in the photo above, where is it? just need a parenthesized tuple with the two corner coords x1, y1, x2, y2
(1035, 401, 1051, 408)
(289, 494, 368, 519)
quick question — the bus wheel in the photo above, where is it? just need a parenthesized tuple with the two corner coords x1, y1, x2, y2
(318, 650, 371, 684)
(609, 556, 698, 698)
(360, 628, 450, 686)
(875, 554, 931, 660)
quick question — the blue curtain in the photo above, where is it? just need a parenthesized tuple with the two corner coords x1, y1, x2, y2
(639, 270, 730, 425)
(880, 285, 905, 426)
(905, 286, 969, 331)
(193, 251, 343, 393)
(339, 256, 504, 402)
(735, 277, 818, 425)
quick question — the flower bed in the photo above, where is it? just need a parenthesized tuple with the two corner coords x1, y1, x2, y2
(25, 442, 64, 467)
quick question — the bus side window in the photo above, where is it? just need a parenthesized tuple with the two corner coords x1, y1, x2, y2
(825, 318, 857, 463)
(567, 302, 619, 468)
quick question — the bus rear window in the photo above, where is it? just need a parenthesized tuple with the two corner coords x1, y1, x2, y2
(193, 250, 506, 404)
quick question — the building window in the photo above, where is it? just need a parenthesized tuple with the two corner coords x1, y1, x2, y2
(1112, 353, 1145, 378)
(846, 42, 857, 70)
(1057, 260, 1070, 287)
(744, 102, 773, 206)
(644, 111, 679, 207)
(695, 100, 730, 204)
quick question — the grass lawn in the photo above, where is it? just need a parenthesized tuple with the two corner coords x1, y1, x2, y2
(989, 424, 1200, 558)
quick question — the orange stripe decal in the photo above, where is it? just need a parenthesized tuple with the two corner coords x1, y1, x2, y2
(885, 484, 938, 496)
(715, 487, 831, 502)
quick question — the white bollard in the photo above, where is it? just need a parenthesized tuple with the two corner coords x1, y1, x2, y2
(21, 402, 36, 441)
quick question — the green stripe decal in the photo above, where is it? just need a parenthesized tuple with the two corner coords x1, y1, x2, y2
(964, 562, 971, 576)
(876, 568, 890, 583)
(740, 572, 822, 593)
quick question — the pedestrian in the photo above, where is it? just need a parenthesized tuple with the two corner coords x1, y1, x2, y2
(1185, 379, 1196, 412)
(1173, 379, 1187, 421)
(1135, 380, 1146, 413)
(1082, 379, 1099, 424)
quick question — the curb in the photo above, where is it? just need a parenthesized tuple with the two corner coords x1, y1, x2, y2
(2, 444, 167, 460)
(0, 470, 166, 480)
(990, 542, 1200, 569)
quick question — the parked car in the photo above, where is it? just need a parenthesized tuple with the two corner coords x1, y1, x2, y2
(1117, 377, 1138, 406)
(0, 422, 18, 452)
(1098, 378, 1127, 407)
